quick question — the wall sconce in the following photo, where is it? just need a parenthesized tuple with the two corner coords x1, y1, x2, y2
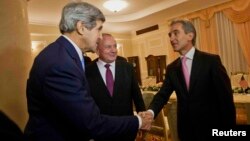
(31, 41, 47, 57)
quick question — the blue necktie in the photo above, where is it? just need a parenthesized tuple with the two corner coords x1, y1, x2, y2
(81, 57, 85, 71)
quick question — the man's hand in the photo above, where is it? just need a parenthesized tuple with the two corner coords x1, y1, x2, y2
(138, 111, 154, 130)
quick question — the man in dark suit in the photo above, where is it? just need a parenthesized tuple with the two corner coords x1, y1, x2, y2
(85, 33, 146, 141)
(24, 2, 151, 141)
(143, 19, 236, 141)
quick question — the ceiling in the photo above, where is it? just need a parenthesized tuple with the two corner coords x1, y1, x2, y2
(27, 0, 231, 34)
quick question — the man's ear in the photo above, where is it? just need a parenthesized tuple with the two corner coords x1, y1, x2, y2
(188, 32, 194, 41)
(76, 21, 84, 35)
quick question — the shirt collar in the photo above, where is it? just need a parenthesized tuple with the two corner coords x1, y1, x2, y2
(62, 35, 83, 61)
(181, 47, 195, 60)
(97, 59, 115, 67)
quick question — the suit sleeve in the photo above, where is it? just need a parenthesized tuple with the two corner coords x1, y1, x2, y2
(211, 55, 236, 126)
(148, 65, 174, 117)
(43, 62, 139, 139)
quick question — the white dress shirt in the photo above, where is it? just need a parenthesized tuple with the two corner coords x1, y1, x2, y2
(180, 47, 195, 75)
(96, 59, 116, 84)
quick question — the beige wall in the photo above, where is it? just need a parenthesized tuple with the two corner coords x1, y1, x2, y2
(29, 24, 60, 60)
(115, 34, 132, 58)
(29, 25, 134, 61)
(0, 0, 31, 130)
(30, 24, 60, 42)
(130, 21, 179, 86)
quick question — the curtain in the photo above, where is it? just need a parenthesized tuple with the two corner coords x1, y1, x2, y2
(223, 2, 250, 71)
(214, 12, 248, 75)
(191, 18, 218, 54)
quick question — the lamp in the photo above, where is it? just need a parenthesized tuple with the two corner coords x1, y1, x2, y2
(103, 0, 128, 12)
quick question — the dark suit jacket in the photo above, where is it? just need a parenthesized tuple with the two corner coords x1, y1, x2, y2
(85, 60, 145, 141)
(149, 49, 236, 141)
(24, 36, 138, 141)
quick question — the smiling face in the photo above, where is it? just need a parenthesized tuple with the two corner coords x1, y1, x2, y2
(168, 22, 194, 55)
(96, 34, 118, 63)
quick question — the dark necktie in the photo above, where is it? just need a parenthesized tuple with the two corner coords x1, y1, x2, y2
(105, 64, 114, 96)
(182, 56, 190, 90)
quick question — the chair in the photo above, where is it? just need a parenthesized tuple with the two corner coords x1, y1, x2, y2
(142, 93, 169, 141)
(164, 101, 179, 141)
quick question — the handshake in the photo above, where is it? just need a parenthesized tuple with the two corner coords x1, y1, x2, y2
(138, 111, 154, 131)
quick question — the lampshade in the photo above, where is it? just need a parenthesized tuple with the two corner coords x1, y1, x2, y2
(103, 0, 128, 12)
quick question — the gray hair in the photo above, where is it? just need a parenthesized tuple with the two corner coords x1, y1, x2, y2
(97, 33, 115, 49)
(59, 2, 105, 34)
(101, 33, 113, 38)
(170, 19, 196, 45)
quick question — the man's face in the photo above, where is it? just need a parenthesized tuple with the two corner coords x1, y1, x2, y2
(82, 20, 103, 52)
(96, 35, 117, 63)
(168, 23, 193, 53)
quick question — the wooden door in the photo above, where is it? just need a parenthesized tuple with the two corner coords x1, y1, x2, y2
(127, 56, 142, 85)
(145, 55, 167, 83)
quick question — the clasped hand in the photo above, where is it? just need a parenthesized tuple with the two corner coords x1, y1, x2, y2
(138, 111, 154, 131)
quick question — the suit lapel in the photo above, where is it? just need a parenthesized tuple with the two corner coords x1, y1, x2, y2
(189, 50, 202, 92)
(57, 36, 84, 73)
(176, 58, 189, 92)
(112, 61, 122, 97)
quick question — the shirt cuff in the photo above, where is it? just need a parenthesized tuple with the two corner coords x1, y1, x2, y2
(136, 115, 142, 129)
(147, 109, 155, 118)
